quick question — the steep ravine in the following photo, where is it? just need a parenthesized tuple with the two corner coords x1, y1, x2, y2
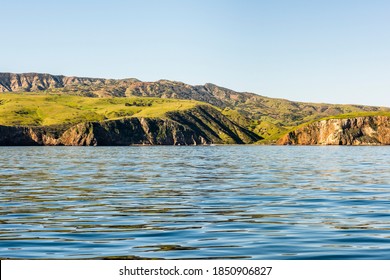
(277, 116, 390, 145)
(0, 105, 261, 146)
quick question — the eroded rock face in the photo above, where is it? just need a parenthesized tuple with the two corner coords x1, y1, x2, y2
(0, 73, 109, 93)
(277, 116, 390, 145)
(0, 106, 261, 146)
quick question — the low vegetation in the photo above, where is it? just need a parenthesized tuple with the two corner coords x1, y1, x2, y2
(319, 111, 390, 120)
(1, 73, 389, 142)
(0, 93, 203, 126)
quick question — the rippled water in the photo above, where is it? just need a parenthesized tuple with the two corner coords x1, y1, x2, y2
(0, 146, 389, 259)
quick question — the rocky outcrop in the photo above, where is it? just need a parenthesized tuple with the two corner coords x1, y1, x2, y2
(0, 72, 140, 97)
(0, 106, 261, 146)
(0, 72, 101, 92)
(167, 106, 260, 144)
(277, 116, 390, 145)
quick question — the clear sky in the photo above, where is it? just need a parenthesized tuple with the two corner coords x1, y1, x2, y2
(1, 0, 389, 106)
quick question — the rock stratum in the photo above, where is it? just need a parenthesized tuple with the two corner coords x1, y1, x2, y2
(0, 105, 260, 146)
(277, 116, 390, 145)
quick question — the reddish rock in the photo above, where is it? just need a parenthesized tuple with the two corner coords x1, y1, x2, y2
(277, 116, 390, 145)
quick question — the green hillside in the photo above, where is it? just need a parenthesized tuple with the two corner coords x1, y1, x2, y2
(1, 73, 389, 141)
(0, 93, 203, 127)
(319, 111, 390, 120)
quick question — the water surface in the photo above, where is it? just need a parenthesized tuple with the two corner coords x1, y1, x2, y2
(0, 146, 389, 259)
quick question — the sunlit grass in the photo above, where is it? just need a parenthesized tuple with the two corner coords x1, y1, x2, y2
(319, 111, 390, 120)
(0, 93, 204, 126)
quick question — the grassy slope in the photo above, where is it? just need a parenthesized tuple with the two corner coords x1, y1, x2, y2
(0, 93, 203, 126)
(2, 74, 389, 140)
(1, 91, 388, 143)
(318, 111, 390, 120)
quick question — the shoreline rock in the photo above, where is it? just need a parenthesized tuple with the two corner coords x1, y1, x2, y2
(277, 116, 390, 145)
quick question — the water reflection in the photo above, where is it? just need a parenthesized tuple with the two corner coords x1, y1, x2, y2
(0, 146, 389, 259)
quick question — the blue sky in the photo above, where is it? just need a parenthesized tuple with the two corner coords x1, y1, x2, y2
(1, 0, 389, 106)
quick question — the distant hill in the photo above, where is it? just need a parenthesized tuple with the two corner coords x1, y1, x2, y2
(1, 72, 389, 141)
(0, 93, 260, 145)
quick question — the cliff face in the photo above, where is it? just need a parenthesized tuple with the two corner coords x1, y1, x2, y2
(277, 116, 390, 145)
(0, 106, 261, 146)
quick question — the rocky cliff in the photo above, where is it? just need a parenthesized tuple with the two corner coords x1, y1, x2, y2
(277, 116, 390, 145)
(0, 105, 261, 146)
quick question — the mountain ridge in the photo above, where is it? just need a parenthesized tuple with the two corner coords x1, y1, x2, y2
(1, 72, 389, 142)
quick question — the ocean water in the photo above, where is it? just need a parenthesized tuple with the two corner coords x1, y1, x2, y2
(0, 146, 389, 260)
